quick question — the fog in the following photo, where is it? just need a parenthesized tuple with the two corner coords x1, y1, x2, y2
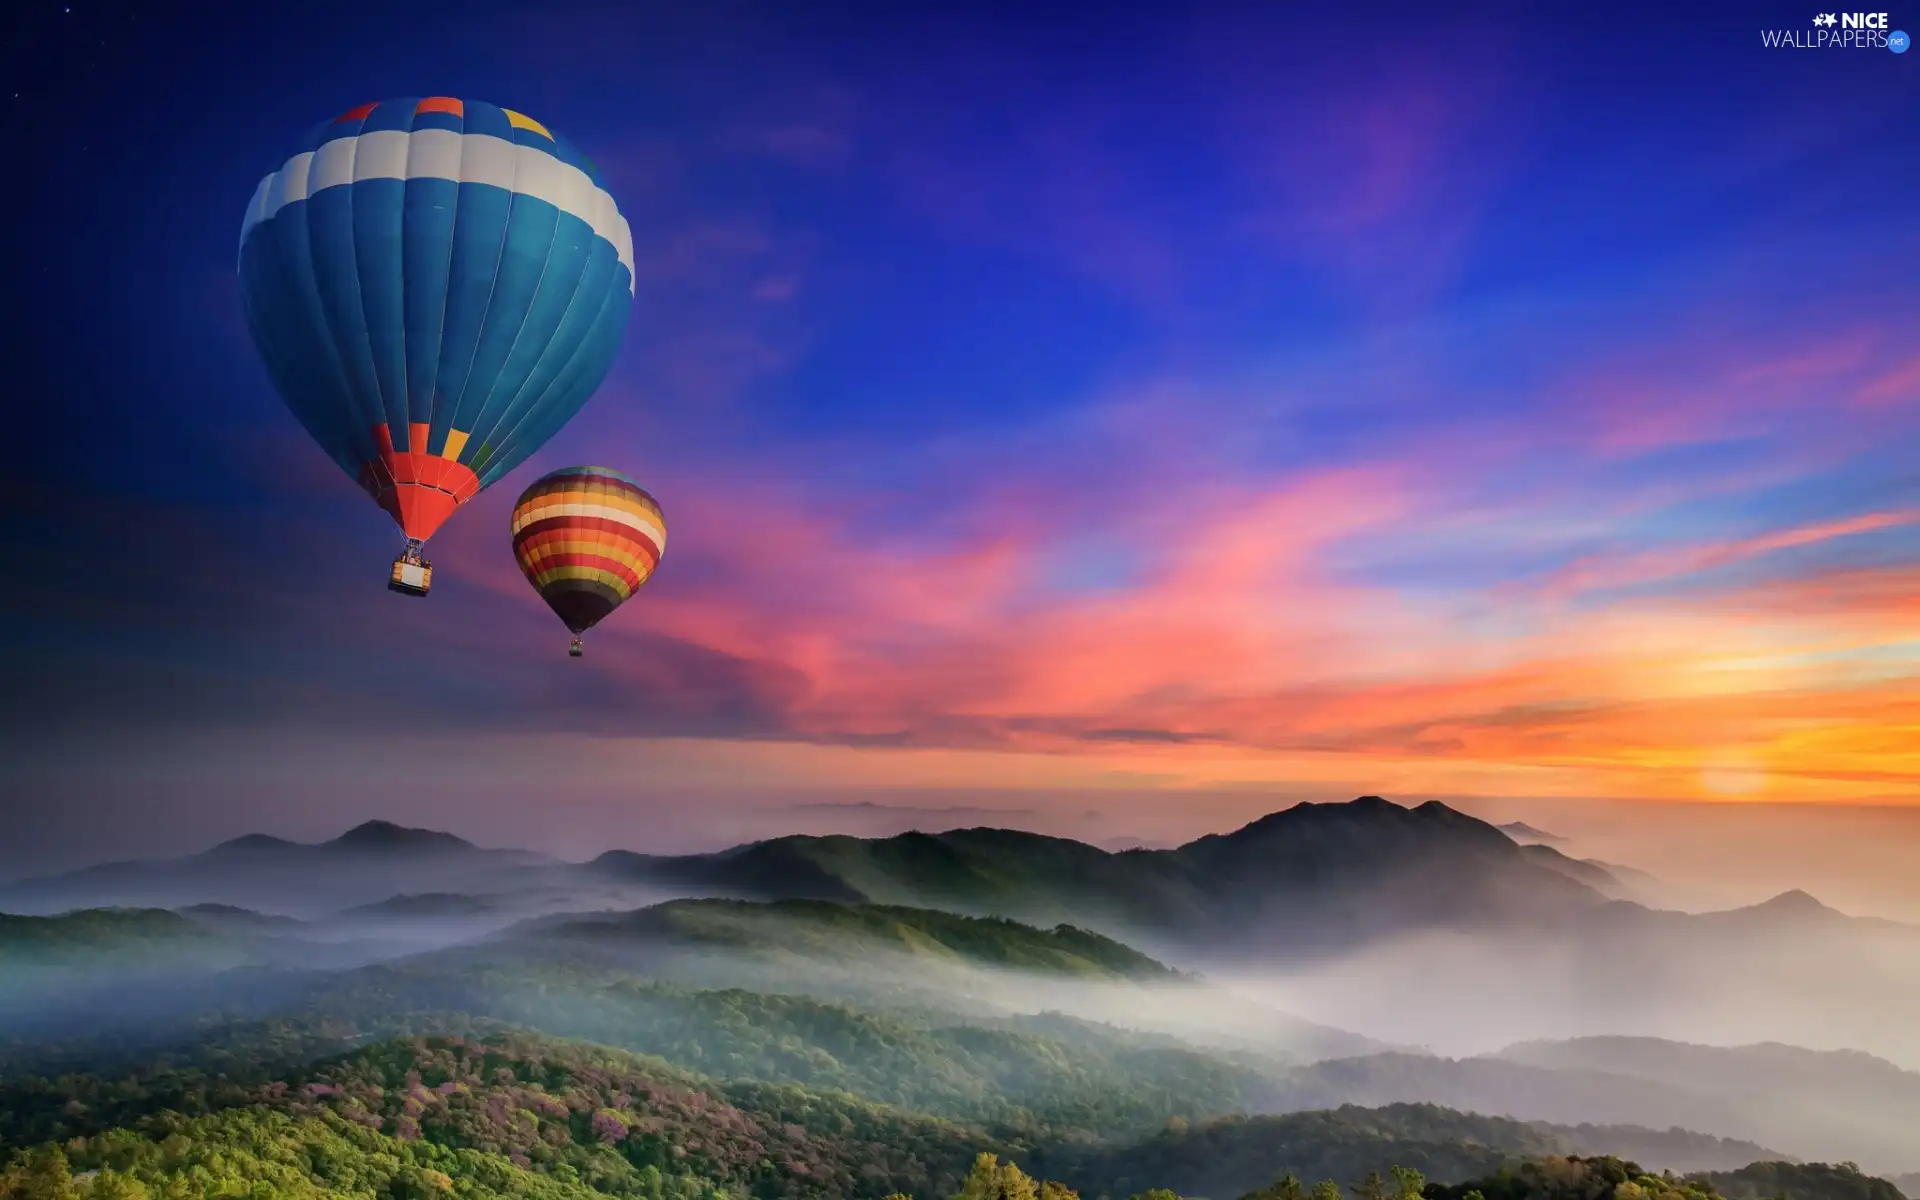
(7, 805, 1920, 1181)
(1198, 922, 1920, 1071)
(501, 920, 1920, 1174)
(479, 908, 1388, 1063)
(8, 893, 1920, 1176)
(1441, 796, 1920, 923)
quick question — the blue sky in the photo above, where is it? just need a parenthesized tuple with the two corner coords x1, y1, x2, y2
(2, 0, 1916, 874)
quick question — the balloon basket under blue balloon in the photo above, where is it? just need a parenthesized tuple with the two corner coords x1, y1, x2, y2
(388, 542, 432, 597)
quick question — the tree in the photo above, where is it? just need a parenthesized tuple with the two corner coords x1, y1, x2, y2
(1391, 1168, 1428, 1200)
(1310, 1182, 1346, 1200)
(1242, 1175, 1309, 1200)
(0, 1147, 81, 1200)
(956, 1155, 1039, 1200)
(1357, 1172, 1388, 1200)
(81, 1175, 153, 1200)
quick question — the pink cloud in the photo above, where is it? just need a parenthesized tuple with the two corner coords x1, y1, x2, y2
(1857, 355, 1920, 408)
(1492, 314, 1905, 462)
(1531, 510, 1920, 602)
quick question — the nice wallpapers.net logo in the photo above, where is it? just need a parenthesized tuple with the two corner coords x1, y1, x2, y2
(1763, 11, 1911, 49)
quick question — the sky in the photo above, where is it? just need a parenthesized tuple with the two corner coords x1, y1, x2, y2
(2, 0, 1917, 890)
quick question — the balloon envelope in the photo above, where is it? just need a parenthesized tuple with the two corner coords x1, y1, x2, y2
(238, 97, 635, 543)
(510, 466, 665, 635)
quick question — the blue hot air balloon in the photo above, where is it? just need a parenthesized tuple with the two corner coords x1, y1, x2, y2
(237, 97, 635, 596)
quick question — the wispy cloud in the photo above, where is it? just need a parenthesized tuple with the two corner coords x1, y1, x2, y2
(11, 0, 1916, 828)
(1529, 511, 1920, 603)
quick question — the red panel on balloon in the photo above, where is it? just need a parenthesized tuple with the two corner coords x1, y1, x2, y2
(358, 424, 481, 541)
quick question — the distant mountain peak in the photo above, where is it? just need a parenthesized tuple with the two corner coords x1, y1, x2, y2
(1751, 888, 1836, 916)
(1498, 821, 1565, 843)
(1278, 795, 1518, 834)
(1181, 795, 1549, 882)
(326, 820, 473, 853)
(1235, 794, 1408, 829)
(206, 832, 299, 855)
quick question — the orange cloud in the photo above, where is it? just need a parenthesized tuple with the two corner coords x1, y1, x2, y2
(440, 444, 1918, 804)
(418, 278, 1919, 810)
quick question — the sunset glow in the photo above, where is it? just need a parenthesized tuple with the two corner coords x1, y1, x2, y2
(4, 1, 1915, 878)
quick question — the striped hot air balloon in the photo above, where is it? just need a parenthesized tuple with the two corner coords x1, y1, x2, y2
(238, 97, 635, 596)
(509, 466, 665, 657)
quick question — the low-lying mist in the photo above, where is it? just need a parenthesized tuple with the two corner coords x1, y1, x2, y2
(9, 889, 1920, 1177)
(477, 915, 1386, 1063)
(10, 801, 1920, 1181)
(1196, 921, 1920, 1070)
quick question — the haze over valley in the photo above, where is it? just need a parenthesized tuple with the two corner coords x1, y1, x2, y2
(6, 797, 1919, 1197)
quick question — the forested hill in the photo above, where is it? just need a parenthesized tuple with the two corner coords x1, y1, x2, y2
(3, 1031, 1900, 1200)
(0, 908, 251, 996)
(522, 898, 1185, 981)
(589, 798, 1611, 953)
(1031, 1106, 1788, 1200)
(0, 909, 216, 958)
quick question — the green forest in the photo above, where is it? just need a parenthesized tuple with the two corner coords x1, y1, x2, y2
(2, 896, 1914, 1200)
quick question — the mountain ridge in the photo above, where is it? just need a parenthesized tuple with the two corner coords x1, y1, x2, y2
(9, 799, 1907, 950)
(583, 796, 1617, 956)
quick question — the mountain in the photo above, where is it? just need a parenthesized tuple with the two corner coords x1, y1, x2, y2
(1190, 1038, 1920, 1175)
(0, 908, 258, 1019)
(1494, 1038, 1920, 1173)
(527, 897, 1186, 981)
(201, 833, 300, 855)
(1265, 1051, 1747, 1131)
(1589, 857, 1663, 893)
(1700, 1163, 1911, 1200)
(1033, 1103, 1789, 1200)
(0, 1031, 996, 1200)
(338, 892, 502, 919)
(1512, 845, 1669, 904)
(0, 1030, 1829, 1200)
(1894, 1173, 1920, 1200)
(1518, 844, 1624, 891)
(0, 822, 568, 918)
(3, 902, 1907, 1183)
(13, 801, 1899, 963)
(590, 797, 1613, 958)
(323, 820, 475, 854)
(1424, 1158, 1911, 1200)
(10, 802, 1918, 1072)
(176, 902, 303, 927)
(1499, 822, 1566, 844)
(586, 797, 1915, 1041)
(479, 898, 1387, 1064)
(0, 908, 217, 959)
(200, 821, 475, 858)
(1694, 888, 1911, 931)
